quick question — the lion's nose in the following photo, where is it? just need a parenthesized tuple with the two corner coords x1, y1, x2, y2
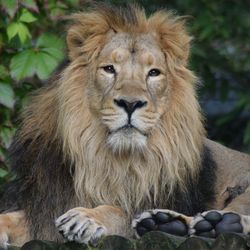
(114, 99, 147, 117)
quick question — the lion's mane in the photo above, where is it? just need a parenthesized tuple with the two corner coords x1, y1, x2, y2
(5, 4, 210, 240)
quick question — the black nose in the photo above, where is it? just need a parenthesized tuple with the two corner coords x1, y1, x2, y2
(114, 99, 147, 117)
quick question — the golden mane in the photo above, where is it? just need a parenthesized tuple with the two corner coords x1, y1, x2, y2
(19, 4, 205, 215)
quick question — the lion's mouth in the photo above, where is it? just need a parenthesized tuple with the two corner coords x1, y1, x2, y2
(107, 123, 148, 150)
(110, 124, 147, 137)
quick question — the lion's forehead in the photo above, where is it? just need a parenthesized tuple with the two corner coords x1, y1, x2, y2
(99, 32, 165, 65)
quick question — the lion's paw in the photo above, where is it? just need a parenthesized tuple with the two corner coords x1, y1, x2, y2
(133, 209, 247, 239)
(55, 208, 107, 246)
(190, 210, 243, 238)
(132, 209, 190, 238)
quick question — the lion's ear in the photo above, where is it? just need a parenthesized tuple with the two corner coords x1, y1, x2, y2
(161, 24, 192, 67)
(66, 13, 112, 61)
(67, 24, 86, 60)
(149, 12, 192, 67)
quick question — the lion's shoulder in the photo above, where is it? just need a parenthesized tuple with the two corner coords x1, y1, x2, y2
(204, 138, 250, 171)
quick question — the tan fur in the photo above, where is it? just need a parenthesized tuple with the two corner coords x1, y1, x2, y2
(205, 139, 250, 213)
(56, 5, 204, 214)
(0, 211, 29, 248)
(1, 4, 250, 247)
(60, 205, 127, 235)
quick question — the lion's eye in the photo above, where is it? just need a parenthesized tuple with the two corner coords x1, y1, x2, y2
(102, 65, 116, 74)
(148, 68, 161, 77)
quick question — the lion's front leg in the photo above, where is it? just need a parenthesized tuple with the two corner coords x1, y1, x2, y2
(55, 205, 126, 246)
(133, 209, 250, 238)
(0, 211, 30, 249)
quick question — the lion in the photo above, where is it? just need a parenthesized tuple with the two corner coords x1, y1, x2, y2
(0, 3, 250, 248)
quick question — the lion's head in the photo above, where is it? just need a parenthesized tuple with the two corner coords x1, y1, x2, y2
(21, 4, 205, 213)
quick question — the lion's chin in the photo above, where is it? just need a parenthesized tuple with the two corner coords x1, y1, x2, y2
(107, 128, 147, 153)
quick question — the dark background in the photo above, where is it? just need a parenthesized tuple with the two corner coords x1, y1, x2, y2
(0, 0, 250, 189)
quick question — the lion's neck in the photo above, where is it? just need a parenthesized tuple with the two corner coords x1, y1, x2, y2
(70, 123, 202, 214)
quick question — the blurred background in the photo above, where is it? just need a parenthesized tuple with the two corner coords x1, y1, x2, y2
(0, 0, 250, 190)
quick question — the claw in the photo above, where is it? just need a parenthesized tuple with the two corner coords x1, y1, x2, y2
(55, 209, 107, 245)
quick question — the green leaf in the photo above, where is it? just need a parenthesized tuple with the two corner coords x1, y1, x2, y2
(17, 22, 31, 43)
(10, 47, 63, 81)
(41, 47, 64, 61)
(7, 22, 19, 40)
(0, 127, 16, 148)
(10, 49, 36, 80)
(7, 22, 31, 43)
(35, 33, 65, 79)
(0, 168, 8, 178)
(0, 0, 18, 18)
(35, 52, 58, 79)
(0, 82, 15, 109)
(0, 65, 9, 80)
(37, 33, 65, 62)
(37, 33, 65, 50)
(19, 8, 37, 23)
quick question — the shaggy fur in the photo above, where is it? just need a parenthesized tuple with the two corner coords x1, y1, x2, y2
(61, 3, 205, 212)
(1, 4, 217, 241)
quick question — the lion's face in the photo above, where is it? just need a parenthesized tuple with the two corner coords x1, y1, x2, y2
(90, 33, 168, 151)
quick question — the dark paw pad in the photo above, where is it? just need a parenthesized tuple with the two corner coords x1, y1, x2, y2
(136, 212, 188, 237)
(194, 212, 243, 238)
(204, 211, 222, 226)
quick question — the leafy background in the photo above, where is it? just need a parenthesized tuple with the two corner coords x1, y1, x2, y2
(0, 0, 250, 189)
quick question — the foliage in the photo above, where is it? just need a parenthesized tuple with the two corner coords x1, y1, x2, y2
(0, 0, 249, 189)
(0, 0, 78, 188)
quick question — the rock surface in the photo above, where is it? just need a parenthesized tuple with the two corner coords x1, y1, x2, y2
(7, 232, 250, 250)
